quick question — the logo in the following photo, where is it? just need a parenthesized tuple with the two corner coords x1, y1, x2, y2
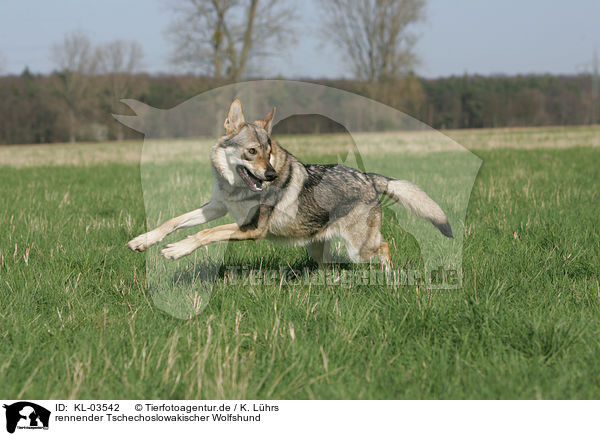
(3, 402, 50, 434)
(114, 80, 481, 319)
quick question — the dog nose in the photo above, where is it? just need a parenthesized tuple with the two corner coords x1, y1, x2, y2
(264, 168, 277, 181)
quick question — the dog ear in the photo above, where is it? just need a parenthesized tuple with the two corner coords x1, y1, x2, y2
(224, 99, 246, 135)
(258, 107, 276, 135)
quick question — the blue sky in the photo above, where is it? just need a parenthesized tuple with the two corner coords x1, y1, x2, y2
(0, 0, 598, 78)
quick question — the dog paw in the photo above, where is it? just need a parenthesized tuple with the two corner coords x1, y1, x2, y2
(128, 231, 161, 252)
(160, 237, 197, 260)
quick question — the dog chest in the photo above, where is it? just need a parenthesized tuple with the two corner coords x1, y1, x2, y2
(226, 199, 260, 225)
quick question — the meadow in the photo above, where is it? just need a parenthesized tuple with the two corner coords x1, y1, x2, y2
(0, 126, 599, 399)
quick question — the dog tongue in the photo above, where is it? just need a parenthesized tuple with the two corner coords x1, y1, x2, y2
(239, 166, 262, 191)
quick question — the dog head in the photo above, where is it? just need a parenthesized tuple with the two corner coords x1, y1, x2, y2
(212, 99, 277, 191)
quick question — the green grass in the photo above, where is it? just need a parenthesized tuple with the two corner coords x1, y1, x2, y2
(0, 128, 599, 399)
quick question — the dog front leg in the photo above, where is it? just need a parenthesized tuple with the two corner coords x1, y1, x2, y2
(128, 201, 227, 252)
(160, 223, 265, 260)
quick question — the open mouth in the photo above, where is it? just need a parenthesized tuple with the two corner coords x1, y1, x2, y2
(236, 165, 263, 192)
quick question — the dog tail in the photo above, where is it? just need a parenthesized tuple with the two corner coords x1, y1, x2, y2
(368, 173, 453, 238)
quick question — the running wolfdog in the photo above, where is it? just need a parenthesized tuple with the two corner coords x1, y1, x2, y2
(128, 99, 453, 265)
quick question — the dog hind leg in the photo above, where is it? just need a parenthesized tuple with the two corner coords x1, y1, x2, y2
(341, 203, 391, 267)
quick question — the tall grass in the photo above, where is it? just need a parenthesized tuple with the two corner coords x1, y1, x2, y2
(0, 128, 598, 399)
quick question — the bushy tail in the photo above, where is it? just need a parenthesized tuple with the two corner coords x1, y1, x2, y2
(368, 173, 453, 238)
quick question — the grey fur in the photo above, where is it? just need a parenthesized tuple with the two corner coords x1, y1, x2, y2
(128, 100, 453, 264)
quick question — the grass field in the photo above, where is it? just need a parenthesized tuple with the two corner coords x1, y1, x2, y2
(0, 126, 599, 399)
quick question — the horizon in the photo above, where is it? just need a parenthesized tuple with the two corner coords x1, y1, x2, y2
(3, 68, 597, 80)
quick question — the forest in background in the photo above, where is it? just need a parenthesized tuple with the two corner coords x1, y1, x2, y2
(0, 71, 597, 145)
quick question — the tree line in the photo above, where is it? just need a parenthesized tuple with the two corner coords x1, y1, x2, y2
(0, 0, 598, 144)
(0, 71, 597, 145)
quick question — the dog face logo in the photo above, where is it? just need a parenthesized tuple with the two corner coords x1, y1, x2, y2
(3, 402, 50, 434)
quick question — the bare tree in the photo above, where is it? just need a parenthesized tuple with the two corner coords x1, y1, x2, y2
(0, 50, 6, 74)
(97, 40, 145, 139)
(98, 40, 144, 75)
(167, 0, 295, 81)
(322, 0, 425, 82)
(51, 31, 100, 142)
(51, 31, 99, 75)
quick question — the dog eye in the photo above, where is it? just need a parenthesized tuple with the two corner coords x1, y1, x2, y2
(247, 148, 257, 155)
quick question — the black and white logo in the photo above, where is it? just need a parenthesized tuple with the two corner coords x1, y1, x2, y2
(3, 402, 50, 434)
